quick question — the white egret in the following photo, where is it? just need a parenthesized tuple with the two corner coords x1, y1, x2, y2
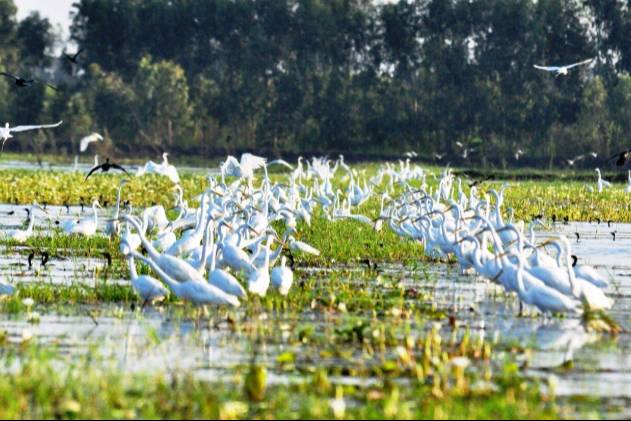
(286, 236, 320, 256)
(103, 179, 128, 237)
(0, 121, 63, 148)
(513, 253, 580, 314)
(271, 256, 293, 295)
(595, 168, 611, 193)
(268, 159, 294, 170)
(0, 203, 44, 243)
(136, 153, 180, 184)
(534, 58, 593, 76)
(123, 248, 239, 307)
(221, 153, 267, 181)
(208, 243, 247, 298)
(79, 132, 103, 152)
(68, 200, 102, 236)
(121, 214, 213, 285)
(248, 236, 273, 296)
(126, 255, 169, 304)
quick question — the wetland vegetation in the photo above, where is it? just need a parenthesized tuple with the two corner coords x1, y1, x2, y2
(0, 160, 626, 419)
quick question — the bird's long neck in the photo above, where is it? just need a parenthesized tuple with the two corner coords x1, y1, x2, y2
(127, 256, 138, 279)
(209, 243, 218, 271)
(194, 193, 209, 234)
(467, 237, 486, 273)
(26, 211, 35, 233)
(114, 185, 124, 218)
(196, 217, 213, 272)
(92, 203, 99, 225)
(528, 222, 536, 244)
(560, 239, 579, 294)
(125, 216, 160, 260)
(514, 254, 527, 294)
(263, 236, 273, 269)
(130, 250, 178, 293)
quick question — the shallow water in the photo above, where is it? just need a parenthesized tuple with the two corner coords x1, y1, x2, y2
(0, 158, 216, 175)
(0, 219, 630, 412)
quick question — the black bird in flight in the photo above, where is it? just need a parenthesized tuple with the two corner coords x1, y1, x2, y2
(85, 157, 130, 181)
(468, 174, 493, 188)
(0, 71, 58, 91)
(64, 48, 84, 64)
(607, 149, 631, 168)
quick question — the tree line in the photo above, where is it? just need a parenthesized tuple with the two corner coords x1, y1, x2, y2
(1, 0, 631, 167)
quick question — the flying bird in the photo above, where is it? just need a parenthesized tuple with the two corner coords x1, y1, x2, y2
(79, 132, 103, 152)
(136, 152, 180, 184)
(268, 159, 294, 170)
(85, 157, 130, 181)
(64, 48, 84, 64)
(566, 154, 585, 167)
(462, 147, 475, 159)
(467, 174, 493, 188)
(0, 121, 63, 150)
(607, 149, 631, 168)
(0, 71, 58, 90)
(514, 149, 524, 160)
(533, 58, 593, 76)
(221, 153, 267, 180)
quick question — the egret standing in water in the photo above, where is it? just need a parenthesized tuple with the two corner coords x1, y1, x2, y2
(595, 168, 611, 193)
(271, 256, 293, 295)
(126, 254, 169, 305)
(122, 247, 240, 307)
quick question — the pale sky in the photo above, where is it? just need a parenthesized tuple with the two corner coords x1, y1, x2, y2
(15, 0, 75, 40)
(15, 0, 400, 42)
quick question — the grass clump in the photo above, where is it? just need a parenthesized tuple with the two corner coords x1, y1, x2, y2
(0, 338, 563, 420)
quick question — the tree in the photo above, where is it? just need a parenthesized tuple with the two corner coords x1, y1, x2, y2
(574, 77, 610, 157)
(17, 12, 53, 67)
(85, 64, 137, 150)
(133, 56, 193, 151)
(608, 73, 631, 150)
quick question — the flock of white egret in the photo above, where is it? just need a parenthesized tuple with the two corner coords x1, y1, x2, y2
(377, 167, 612, 314)
(0, 152, 615, 317)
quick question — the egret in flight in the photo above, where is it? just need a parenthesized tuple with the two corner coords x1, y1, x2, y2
(79, 132, 103, 152)
(533, 58, 593, 76)
(0, 121, 63, 150)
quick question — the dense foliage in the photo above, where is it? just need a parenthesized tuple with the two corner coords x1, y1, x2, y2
(2, 0, 631, 167)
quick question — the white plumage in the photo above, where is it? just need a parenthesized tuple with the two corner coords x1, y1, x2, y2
(79, 132, 103, 152)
